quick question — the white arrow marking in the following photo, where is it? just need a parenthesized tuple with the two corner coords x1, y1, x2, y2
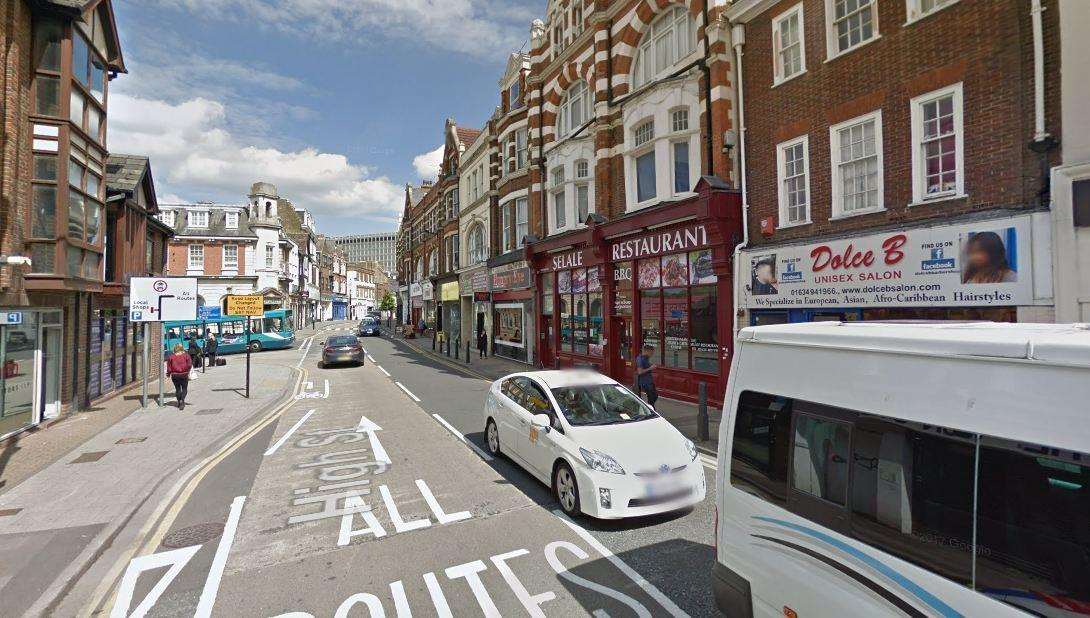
(195, 495, 246, 618)
(323, 379, 330, 399)
(356, 415, 390, 464)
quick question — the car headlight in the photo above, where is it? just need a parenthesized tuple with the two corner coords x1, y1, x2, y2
(579, 448, 625, 475)
(686, 440, 698, 461)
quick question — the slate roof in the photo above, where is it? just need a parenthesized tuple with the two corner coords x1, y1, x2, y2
(160, 204, 258, 240)
(105, 154, 147, 196)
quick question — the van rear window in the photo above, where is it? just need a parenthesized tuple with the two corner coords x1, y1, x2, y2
(729, 390, 1090, 608)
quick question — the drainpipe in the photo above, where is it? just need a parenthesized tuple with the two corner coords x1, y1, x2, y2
(1027, 0, 1059, 207)
(1030, 0, 1048, 142)
(731, 24, 750, 343)
(700, 3, 716, 176)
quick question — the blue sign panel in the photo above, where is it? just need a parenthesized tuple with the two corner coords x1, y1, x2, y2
(198, 306, 222, 320)
(1, 312, 23, 325)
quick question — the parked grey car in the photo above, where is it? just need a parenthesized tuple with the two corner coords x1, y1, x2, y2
(321, 335, 364, 367)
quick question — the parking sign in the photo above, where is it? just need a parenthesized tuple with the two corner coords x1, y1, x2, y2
(129, 277, 199, 322)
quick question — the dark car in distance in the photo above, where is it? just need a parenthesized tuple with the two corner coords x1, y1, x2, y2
(358, 318, 380, 337)
(321, 335, 364, 367)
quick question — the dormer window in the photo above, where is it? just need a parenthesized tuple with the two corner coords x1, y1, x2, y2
(189, 210, 209, 228)
(159, 210, 176, 228)
(632, 6, 697, 89)
(558, 81, 590, 138)
(225, 211, 239, 229)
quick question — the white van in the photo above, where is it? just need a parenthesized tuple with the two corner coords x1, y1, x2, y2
(713, 322, 1090, 618)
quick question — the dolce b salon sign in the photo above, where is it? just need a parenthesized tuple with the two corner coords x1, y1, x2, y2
(741, 216, 1039, 310)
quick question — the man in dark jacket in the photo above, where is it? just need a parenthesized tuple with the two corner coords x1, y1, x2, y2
(187, 336, 203, 370)
(205, 333, 219, 368)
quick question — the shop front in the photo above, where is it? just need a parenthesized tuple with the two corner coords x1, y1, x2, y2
(0, 309, 63, 439)
(87, 307, 144, 403)
(739, 212, 1054, 326)
(421, 281, 435, 328)
(489, 260, 533, 364)
(459, 267, 491, 353)
(439, 279, 461, 349)
(409, 283, 423, 327)
(332, 294, 348, 320)
(531, 178, 742, 405)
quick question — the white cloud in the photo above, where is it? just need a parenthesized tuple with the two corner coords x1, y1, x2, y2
(412, 145, 444, 180)
(135, 0, 538, 59)
(109, 93, 404, 222)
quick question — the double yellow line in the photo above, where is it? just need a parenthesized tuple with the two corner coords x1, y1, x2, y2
(85, 358, 308, 617)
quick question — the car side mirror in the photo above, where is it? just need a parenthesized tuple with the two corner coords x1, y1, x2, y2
(531, 413, 552, 433)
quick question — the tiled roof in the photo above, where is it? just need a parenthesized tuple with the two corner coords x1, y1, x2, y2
(160, 204, 258, 239)
(456, 127, 481, 145)
(105, 154, 148, 195)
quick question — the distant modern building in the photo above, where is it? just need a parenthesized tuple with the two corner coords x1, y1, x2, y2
(332, 232, 397, 277)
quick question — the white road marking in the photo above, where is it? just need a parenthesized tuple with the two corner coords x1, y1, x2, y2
(264, 409, 315, 456)
(376, 365, 391, 377)
(356, 415, 391, 464)
(553, 510, 691, 618)
(195, 495, 246, 618)
(111, 546, 201, 618)
(366, 354, 376, 363)
(295, 336, 315, 368)
(432, 414, 494, 462)
(395, 381, 421, 402)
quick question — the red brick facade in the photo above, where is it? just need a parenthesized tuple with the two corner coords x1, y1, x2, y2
(735, 0, 1062, 247)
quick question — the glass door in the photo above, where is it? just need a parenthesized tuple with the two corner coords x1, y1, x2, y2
(40, 326, 61, 419)
(0, 314, 40, 437)
(612, 317, 634, 386)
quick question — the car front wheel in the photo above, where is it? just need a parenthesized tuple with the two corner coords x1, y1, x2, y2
(554, 462, 580, 516)
(485, 419, 501, 456)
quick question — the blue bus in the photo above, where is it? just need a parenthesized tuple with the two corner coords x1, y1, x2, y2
(164, 309, 295, 355)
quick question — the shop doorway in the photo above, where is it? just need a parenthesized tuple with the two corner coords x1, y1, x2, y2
(40, 326, 61, 419)
(612, 317, 634, 386)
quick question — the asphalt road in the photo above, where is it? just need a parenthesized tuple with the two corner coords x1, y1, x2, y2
(99, 320, 721, 617)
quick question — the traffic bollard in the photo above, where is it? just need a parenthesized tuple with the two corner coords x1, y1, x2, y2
(432, 332, 436, 350)
(697, 382, 710, 442)
(465, 340, 471, 364)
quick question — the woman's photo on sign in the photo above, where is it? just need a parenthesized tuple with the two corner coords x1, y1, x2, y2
(960, 228, 1018, 284)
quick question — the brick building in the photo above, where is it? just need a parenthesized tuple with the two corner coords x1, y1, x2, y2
(162, 203, 258, 310)
(0, 0, 172, 438)
(524, 0, 742, 403)
(727, 0, 1061, 327)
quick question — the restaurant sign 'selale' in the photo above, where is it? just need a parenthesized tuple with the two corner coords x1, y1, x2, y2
(548, 224, 711, 271)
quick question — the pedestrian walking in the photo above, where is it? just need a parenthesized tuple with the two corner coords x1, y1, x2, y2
(477, 328, 487, 359)
(166, 343, 193, 409)
(636, 344, 658, 409)
(205, 333, 219, 368)
(187, 335, 203, 370)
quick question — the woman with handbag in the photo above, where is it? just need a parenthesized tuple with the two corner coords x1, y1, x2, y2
(166, 343, 193, 410)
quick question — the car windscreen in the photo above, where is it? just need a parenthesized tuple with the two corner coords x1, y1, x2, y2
(360, 318, 377, 325)
(327, 336, 359, 347)
(550, 384, 658, 426)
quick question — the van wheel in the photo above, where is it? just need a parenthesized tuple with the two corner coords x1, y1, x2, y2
(485, 419, 501, 456)
(554, 462, 580, 516)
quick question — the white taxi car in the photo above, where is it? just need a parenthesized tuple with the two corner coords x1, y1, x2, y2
(483, 370, 706, 519)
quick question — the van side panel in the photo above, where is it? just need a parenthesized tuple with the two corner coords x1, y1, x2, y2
(714, 340, 1079, 618)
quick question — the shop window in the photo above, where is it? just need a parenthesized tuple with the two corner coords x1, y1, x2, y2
(640, 289, 662, 364)
(690, 285, 718, 372)
(633, 252, 719, 374)
(541, 273, 554, 316)
(975, 438, 1090, 609)
(0, 314, 41, 437)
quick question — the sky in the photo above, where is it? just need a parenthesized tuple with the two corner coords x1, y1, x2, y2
(106, 0, 543, 235)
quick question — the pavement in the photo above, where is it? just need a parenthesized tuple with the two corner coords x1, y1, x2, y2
(0, 320, 722, 616)
(381, 324, 723, 454)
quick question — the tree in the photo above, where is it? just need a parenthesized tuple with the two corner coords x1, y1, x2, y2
(379, 292, 396, 312)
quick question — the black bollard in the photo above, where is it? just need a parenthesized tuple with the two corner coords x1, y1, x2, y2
(465, 340, 471, 364)
(432, 331, 436, 350)
(697, 382, 710, 442)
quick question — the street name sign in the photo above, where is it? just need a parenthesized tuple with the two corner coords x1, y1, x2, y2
(226, 295, 264, 317)
(130, 277, 198, 322)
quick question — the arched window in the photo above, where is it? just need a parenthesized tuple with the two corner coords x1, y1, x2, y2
(468, 224, 486, 265)
(557, 81, 590, 138)
(632, 6, 696, 89)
